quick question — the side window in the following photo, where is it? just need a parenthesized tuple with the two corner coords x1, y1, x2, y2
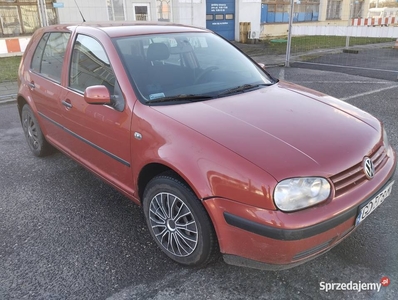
(31, 33, 49, 72)
(31, 32, 70, 82)
(69, 34, 124, 111)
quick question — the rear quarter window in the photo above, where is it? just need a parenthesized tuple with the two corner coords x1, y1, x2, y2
(31, 32, 70, 83)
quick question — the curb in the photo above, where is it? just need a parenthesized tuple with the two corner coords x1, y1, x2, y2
(0, 94, 17, 105)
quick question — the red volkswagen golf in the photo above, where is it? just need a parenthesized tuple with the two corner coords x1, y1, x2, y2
(17, 22, 396, 270)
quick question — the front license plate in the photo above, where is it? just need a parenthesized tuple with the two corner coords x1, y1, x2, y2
(355, 181, 394, 226)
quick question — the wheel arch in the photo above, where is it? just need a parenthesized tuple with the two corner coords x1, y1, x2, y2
(140, 163, 221, 266)
(137, 162, 201, 204)
(17, 95, 28, 120)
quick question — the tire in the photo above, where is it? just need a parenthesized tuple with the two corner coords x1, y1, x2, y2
(21, 104, 53, 157)
(143, 173, 219, 267)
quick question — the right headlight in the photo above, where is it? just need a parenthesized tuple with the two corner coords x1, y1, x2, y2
(274, 177, 331, 212)
(383, 128, 391, 156)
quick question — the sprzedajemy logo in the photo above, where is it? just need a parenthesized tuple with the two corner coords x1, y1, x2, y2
(319, 277, 390, 293)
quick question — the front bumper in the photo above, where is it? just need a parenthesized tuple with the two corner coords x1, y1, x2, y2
(203, 152, 396, 270)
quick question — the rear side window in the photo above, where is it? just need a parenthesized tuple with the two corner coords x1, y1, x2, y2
(31, 33, 49, 72)
(31, 32, 70, 83)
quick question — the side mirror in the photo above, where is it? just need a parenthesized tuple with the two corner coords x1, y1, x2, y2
(84, 85, 111, 105)
(258, 63, 266, 70)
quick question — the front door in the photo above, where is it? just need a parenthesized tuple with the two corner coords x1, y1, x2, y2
(61, 33, 134, 194)
(206, 0, 235, 40)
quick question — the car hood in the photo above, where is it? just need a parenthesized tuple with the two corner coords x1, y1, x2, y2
(152, 81, 381, 181)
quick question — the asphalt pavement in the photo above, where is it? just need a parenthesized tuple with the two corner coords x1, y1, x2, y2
(1, 65, 398, 299)
(291, 47, 398, 82)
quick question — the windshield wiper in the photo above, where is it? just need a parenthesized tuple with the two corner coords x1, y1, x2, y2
(148, 94, 214, 104)
(217, 84, 270, 97)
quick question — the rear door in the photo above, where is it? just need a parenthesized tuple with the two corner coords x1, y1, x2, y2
(28, 32, 70, 141)
(60, 33, 134, 194)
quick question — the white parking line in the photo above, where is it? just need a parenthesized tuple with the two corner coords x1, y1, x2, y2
(295, 81, 392, 84)
(278, 68, 285, 80)
(340, 85, 398, 101)
(296, 62, 398, 74)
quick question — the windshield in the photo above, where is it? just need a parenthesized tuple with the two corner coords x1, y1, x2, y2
(114, 32, 275, 104)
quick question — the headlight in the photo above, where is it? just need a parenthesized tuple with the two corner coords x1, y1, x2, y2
(274, 177, 331, 212)
(383, 128, 390, 154)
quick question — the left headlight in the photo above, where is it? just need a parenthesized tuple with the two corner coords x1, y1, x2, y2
(274, 177, 331, 212)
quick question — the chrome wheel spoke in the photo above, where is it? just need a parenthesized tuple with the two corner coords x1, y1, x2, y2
(169, 196, 178, 219)
(149, 206, 166, 223)
(156, 194, 169, 219)
(172, 199, 184, 221)
(169, 232, 180, 255)
(22, 113, 40, 149)
(175, 211, 191, 223)
(173, 232, 190, 255)
(153, 226, 167, 237)
(149, 192, 198, 257)
(29, 132, 39, 148)
(175, 229, 196, 249)
(176, 221, 197, 235)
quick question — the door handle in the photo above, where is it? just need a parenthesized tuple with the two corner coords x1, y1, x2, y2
(28, 82, 35, 89)
(61, 100, 73, 109)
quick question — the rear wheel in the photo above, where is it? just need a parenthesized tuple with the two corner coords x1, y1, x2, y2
(21, 104, 53, 157)
(143, 174, 218, 267)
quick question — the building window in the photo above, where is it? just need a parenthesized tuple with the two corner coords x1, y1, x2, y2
(225, 14, 234, 20)
(351, 0, 364, 18)
(134, 4, 150, 21)
(261, 0, 320, 24)
(0, 0, 57, 37)
(262, 1, 290, 23)
(157, 0, 171, 22)
(296, 0, 320, 22)
(326, 0, 342, 20)
(107, 0, 126, 21)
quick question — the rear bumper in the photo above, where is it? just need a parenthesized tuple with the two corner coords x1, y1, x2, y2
(203, 155, 396, 270)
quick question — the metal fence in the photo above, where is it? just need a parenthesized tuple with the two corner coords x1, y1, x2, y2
(285, 1, 398, 81)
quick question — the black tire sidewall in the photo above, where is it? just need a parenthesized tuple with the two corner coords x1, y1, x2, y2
(143, 175, 215, 267)
(21, 105, 49, 157)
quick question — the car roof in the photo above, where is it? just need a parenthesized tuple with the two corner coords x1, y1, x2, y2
(44, 22, 210, 38)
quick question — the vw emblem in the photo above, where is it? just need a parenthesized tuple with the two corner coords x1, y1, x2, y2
(363, 157, 375, 179)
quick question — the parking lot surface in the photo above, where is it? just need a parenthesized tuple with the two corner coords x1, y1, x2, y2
(1, 67, 397, 299)
(292, 47, 398, 82)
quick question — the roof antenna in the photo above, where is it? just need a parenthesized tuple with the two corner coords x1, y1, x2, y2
(73, 0, 86, 22)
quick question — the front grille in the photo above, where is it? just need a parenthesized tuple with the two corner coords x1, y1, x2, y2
(331, 145, 388, 197)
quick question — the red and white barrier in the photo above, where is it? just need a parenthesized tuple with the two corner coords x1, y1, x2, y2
(0, 37, 31, 57)
(351, 17, 398, 27)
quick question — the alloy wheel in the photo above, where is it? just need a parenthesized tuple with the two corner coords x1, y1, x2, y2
(148, 192, 198, 257)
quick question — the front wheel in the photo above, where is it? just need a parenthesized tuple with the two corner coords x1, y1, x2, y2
(21, 104, 53, 157)
(143, 174, 219, 267)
